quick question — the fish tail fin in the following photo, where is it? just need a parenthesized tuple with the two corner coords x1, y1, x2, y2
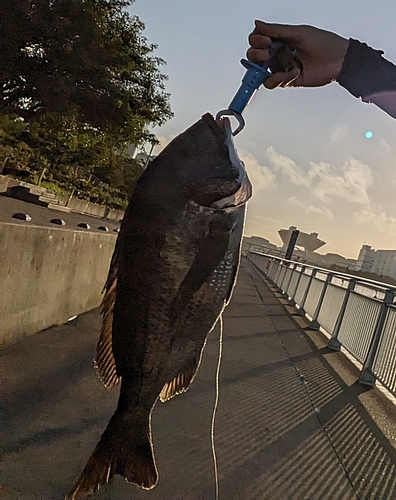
(65, 409, 158, 499)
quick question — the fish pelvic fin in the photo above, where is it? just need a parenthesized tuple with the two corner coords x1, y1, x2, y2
(159, 348, 205, 403)
(95, 272, 120, 389)
(65, 409, 157, 499)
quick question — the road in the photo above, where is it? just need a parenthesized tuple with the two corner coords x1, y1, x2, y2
(1, 259, 396, 499)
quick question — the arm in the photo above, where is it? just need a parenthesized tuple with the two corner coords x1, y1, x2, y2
(247, 21, 396, 118)
(338, 39, 396, 118)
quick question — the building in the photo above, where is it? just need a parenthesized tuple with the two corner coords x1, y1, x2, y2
(357, 245, 396, 279)
(278, 226, 326, 252)
(242, 236, 281, 256)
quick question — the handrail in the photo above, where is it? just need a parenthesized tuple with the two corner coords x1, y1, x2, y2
(247, 248, 396, 293)
(247, 250, 396, 398)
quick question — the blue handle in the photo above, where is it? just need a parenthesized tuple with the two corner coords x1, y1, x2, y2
(216, 42, 295, 135)
(228, 41, 288, 115)
(228, 59, 272, 114)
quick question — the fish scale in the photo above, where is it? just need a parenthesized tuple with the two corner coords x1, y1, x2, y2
(66, 113, 251, 499)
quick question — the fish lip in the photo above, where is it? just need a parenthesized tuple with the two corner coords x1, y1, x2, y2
(211, 118, 252, 209)
(215, 116, 232, 136)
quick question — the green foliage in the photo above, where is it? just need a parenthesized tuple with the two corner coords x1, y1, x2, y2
(0, 1, 172, 207)
(0, 0, 172, 137)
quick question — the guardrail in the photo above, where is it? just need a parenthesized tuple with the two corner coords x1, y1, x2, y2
(247, 251, 396, 398)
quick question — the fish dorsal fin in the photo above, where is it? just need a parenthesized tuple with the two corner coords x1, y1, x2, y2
(159, 349, 205, 402)
(95, 240, 121, 389)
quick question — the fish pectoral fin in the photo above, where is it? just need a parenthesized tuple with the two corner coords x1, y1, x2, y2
(159, 350, 204, 403)
(169, 216, 232, 321)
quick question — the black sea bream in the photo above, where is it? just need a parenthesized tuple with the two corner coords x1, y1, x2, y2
(66, 113, 252, 499)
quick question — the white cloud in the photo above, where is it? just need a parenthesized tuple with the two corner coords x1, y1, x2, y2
(310, 158, 372, 205)
(266, 146, 311, 187)
(239, 150, 275, 194)
(354, 208, 396, 235)
(288, 196, 334, 220)
(266, 147, 373, 206)
(329, 125, 349, 143)
(379, 137, 391, 155)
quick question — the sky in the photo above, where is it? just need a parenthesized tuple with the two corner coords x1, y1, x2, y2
(129, 0, 396, 259)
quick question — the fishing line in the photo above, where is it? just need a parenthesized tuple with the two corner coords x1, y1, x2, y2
(211, 315, 223, 500)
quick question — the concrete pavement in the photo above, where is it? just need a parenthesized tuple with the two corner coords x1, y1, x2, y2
(1, 258, 395, 499)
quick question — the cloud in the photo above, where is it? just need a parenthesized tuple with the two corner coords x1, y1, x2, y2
(354, 207, 396, 235)
(266, 147, 373, 206)
(379, 137, 391, 155)
(310, 158, 372, 205)
(288, 197, 334, 220)
(239, 150, 275, 194)
(266, 146, 311, 187)
(329, 125, 349, 143)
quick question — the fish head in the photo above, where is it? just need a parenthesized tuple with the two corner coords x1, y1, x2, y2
(157, 113, 252, 209)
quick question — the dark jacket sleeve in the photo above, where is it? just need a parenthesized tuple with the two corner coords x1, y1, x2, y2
(337, 39, 396, 118)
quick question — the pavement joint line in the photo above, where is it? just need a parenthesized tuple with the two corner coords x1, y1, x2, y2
(246, 259, 362, 499)
(277, 327, 362, 500)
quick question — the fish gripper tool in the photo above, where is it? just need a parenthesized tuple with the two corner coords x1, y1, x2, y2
(216, 42, 297, 136)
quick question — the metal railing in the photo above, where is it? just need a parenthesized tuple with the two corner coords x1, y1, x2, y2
(248, 251, 396, 397)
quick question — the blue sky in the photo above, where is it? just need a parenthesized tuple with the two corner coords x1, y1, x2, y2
(130, 0, 396, 258)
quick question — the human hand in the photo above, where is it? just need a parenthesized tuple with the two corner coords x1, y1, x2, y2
(247, 20, 350, 89)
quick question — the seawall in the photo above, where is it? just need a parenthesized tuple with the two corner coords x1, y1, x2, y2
(0, 223, 116, 344)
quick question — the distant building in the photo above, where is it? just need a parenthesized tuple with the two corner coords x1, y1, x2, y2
(242, 236, 281, 256)
(357, 244, 396, 279)
(278, 226, 326, 252)
(302, 251, 359, 271)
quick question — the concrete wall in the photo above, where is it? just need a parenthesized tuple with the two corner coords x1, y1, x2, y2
(0, 174, 31, 193)
(0, 223, 116, 344)
(0, 175, 125, 221)
(56, 194, 124, 221)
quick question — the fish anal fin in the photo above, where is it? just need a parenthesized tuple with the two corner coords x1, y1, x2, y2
(95, 271, 121, 389)
(159, 352, 203, 403)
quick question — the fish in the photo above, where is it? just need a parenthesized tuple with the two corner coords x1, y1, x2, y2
(66, 113, 252, 499)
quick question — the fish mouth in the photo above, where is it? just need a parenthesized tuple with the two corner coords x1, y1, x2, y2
(212, 117, 252, 209)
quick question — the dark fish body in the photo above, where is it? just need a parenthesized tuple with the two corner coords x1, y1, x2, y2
(66, 113, 252, 499)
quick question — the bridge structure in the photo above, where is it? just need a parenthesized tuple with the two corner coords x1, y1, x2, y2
(1, 254, 395, 499)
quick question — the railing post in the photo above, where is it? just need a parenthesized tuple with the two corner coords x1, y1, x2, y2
(296, 269, 317, 317)
(359, 289, 394, 386)
(261, 258, 268, 279)
(276, 262, 286, 291)
(267, 259, 276, 283)
(270, 260, 279, 283)
(309, 273, 333, 330)
(281, 262, 296, 298)
(289, 265, 305, 307)
(273, 260, 283, 287)
(328, 279, 356, 351)
(279, 262, 291, 293)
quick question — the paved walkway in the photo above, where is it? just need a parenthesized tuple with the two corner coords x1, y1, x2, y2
(1, 258, 395, 500)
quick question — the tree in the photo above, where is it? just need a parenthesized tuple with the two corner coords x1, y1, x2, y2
(0, 0, 172, 141)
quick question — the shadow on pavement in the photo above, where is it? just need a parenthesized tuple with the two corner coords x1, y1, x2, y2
(0, 258, 395, 499)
